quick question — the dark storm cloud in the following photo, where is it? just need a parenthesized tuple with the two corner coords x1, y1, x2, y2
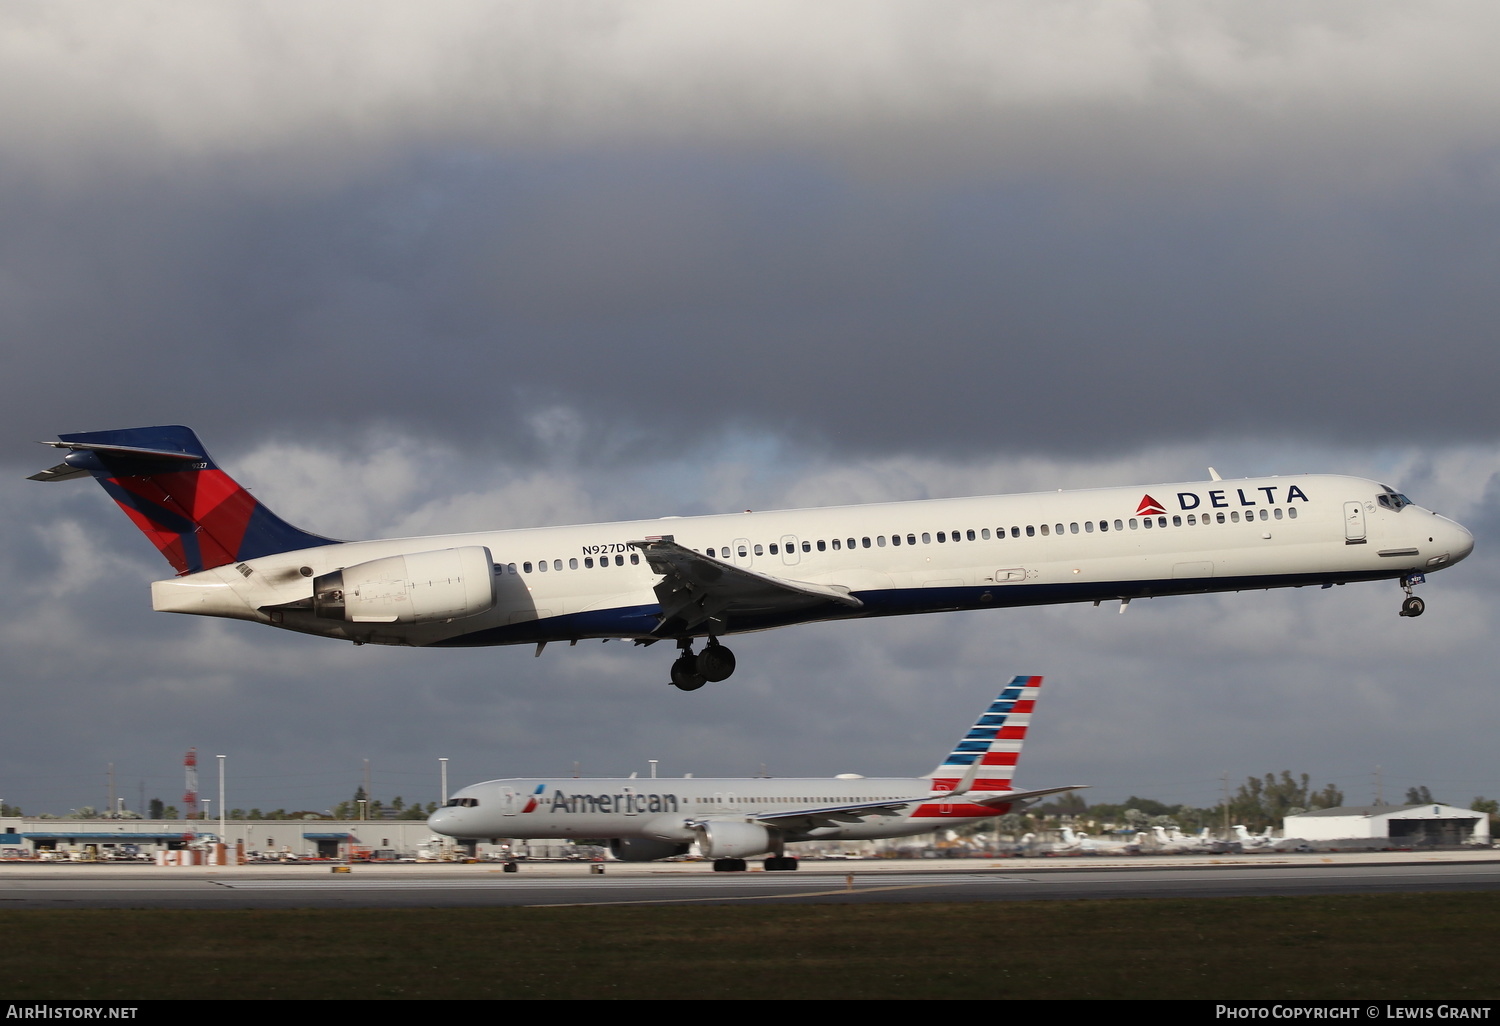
(5, 149, 1500, 466)
(4, 2, 1500, 463)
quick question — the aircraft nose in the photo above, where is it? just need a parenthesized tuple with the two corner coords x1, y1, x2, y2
(427, 807, 457, 834)
(1429, 515, 1474, 568)
(1447, 518, 1475, 565)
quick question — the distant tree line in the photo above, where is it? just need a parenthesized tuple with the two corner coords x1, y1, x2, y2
(990, 772, 1500, 837)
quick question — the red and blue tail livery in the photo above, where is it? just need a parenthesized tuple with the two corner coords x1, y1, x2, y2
(30, 425, 334, 575)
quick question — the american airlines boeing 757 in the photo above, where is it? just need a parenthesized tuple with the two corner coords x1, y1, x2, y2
(30, 426, 1473, 690)
(428, 675, 1078, 870)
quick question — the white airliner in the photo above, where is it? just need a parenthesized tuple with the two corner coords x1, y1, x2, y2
(428, 674, 1079, 870)
(30, 426, 1473, 690)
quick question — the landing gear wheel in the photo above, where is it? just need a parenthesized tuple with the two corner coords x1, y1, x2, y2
(697, 643, 736, 683)
(763, 856, 798, 871)
(670, 654, 707, 691)
(712, 858, 747, 872)
(1400, 595, 1426, 618)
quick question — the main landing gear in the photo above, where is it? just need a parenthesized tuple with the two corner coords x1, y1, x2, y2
(1399, 574, 1426, 618)
(669, 637, 737, 691)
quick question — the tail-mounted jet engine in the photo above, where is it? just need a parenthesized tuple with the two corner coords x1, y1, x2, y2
(312, 546, 497, 624)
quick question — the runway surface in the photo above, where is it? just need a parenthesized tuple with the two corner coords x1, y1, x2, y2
(3, 851, 1498, 909)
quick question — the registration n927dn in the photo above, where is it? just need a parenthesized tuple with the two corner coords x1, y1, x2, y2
(31, 426, 1473, 690)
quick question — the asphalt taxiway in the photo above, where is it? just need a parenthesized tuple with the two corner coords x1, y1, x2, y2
(2, 851, 1497, 910)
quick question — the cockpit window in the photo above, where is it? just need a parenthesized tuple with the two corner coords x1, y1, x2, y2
(444, 797, 479, 808)
(1377, 489, 1412, 512)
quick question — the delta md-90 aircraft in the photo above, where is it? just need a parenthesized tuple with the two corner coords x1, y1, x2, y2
(31, 426, 1473, 690)
(428, 675, 1080, 870)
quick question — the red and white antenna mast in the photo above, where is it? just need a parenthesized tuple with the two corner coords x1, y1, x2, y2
(183, 748, 199, 819)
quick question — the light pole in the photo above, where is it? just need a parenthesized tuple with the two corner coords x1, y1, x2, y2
(216, 755, 226, 845)
(439, 757, 449, 809)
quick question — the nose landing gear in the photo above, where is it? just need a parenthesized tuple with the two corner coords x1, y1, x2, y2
(1399, 574, 1426, 618)
(668, 637, 738, 691)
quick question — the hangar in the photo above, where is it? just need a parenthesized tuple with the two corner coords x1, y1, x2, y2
(1285, 804, 1491, 848)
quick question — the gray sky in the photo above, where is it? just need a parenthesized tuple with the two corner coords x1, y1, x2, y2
(2, 2, 1496, 818)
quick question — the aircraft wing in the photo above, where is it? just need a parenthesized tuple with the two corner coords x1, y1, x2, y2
(740, 784, 1088, 832)
(629, 536, 863, 633)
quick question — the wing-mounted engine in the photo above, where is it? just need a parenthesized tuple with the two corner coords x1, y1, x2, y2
(312, 546, 497, 624)
(608, 837, 693, 862)
(692, 820, 776, 859)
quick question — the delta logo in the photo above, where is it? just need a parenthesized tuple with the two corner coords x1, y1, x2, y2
(1136, 494, 1167, 516)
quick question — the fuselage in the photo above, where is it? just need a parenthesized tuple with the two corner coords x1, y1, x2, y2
(150, 473, 1474, 647)
(428, 775, 1009, 848)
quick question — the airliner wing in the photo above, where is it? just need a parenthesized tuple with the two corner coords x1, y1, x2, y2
(743, 784, 1087, 831)
(629, 536, 863, 633)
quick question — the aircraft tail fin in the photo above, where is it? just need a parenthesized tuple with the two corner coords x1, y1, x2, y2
(30, 425, 335, 574)
(926, 674, 1042, 793)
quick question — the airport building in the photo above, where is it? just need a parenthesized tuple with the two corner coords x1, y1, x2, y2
(1284, 804, 1491, 848)
(0, 816, 455, 861)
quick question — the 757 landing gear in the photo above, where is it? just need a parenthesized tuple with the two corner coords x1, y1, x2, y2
(1399, 574, 1427, 618)
(668, 637, 738, 691)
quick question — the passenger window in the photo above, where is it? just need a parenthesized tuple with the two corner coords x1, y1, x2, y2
(1186, 515, 1196, 526)
(1070, 523, 1079, 534)
(1143, 518, 1152, 530)
(738, 546, 748, 557)
(769, 543, 778, 555)
(937, 532, 946, 543)
(538, 560, 548, 572)
(1259, 509, 1268, 521)
(1129, 519, 1138, 530)
(967, 529, 976, 541)
(569, 558, 578, 569)
(1159, 517, 1168, 527)
(1288, 508, 1298, 519)
(630, 553, 639, 565)
(907, 534, 916, 545)
(1084, 521, 1094, 533)
(1274, 508, 1283, 520)
(1038, 525, 1048, 536)
(832, 539, 841, 550)
(892, 534, 902, 546)
(1172, 516, 1182, 527)
(1216, 512, 1226, 524)
(523, 562, 533, 572)
(1231, 511, 1240, 523)
(861, 537, 871, 548)
(802, 541, 811, 552)
(754, 544, 763, 556)
(584, 557, 594, 568)
(1099, 520, 1108, 532)
(555, 559, 563, 571)
(921, 532, 931, 543)
(1011, 527, 1020, 538)
(877, 536, 886, 547)
(1114, 520, 1123, 531)
(981, 529, 990, 539)
(1026, 525, 1036, 537)
(615, 555, 624, 566)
